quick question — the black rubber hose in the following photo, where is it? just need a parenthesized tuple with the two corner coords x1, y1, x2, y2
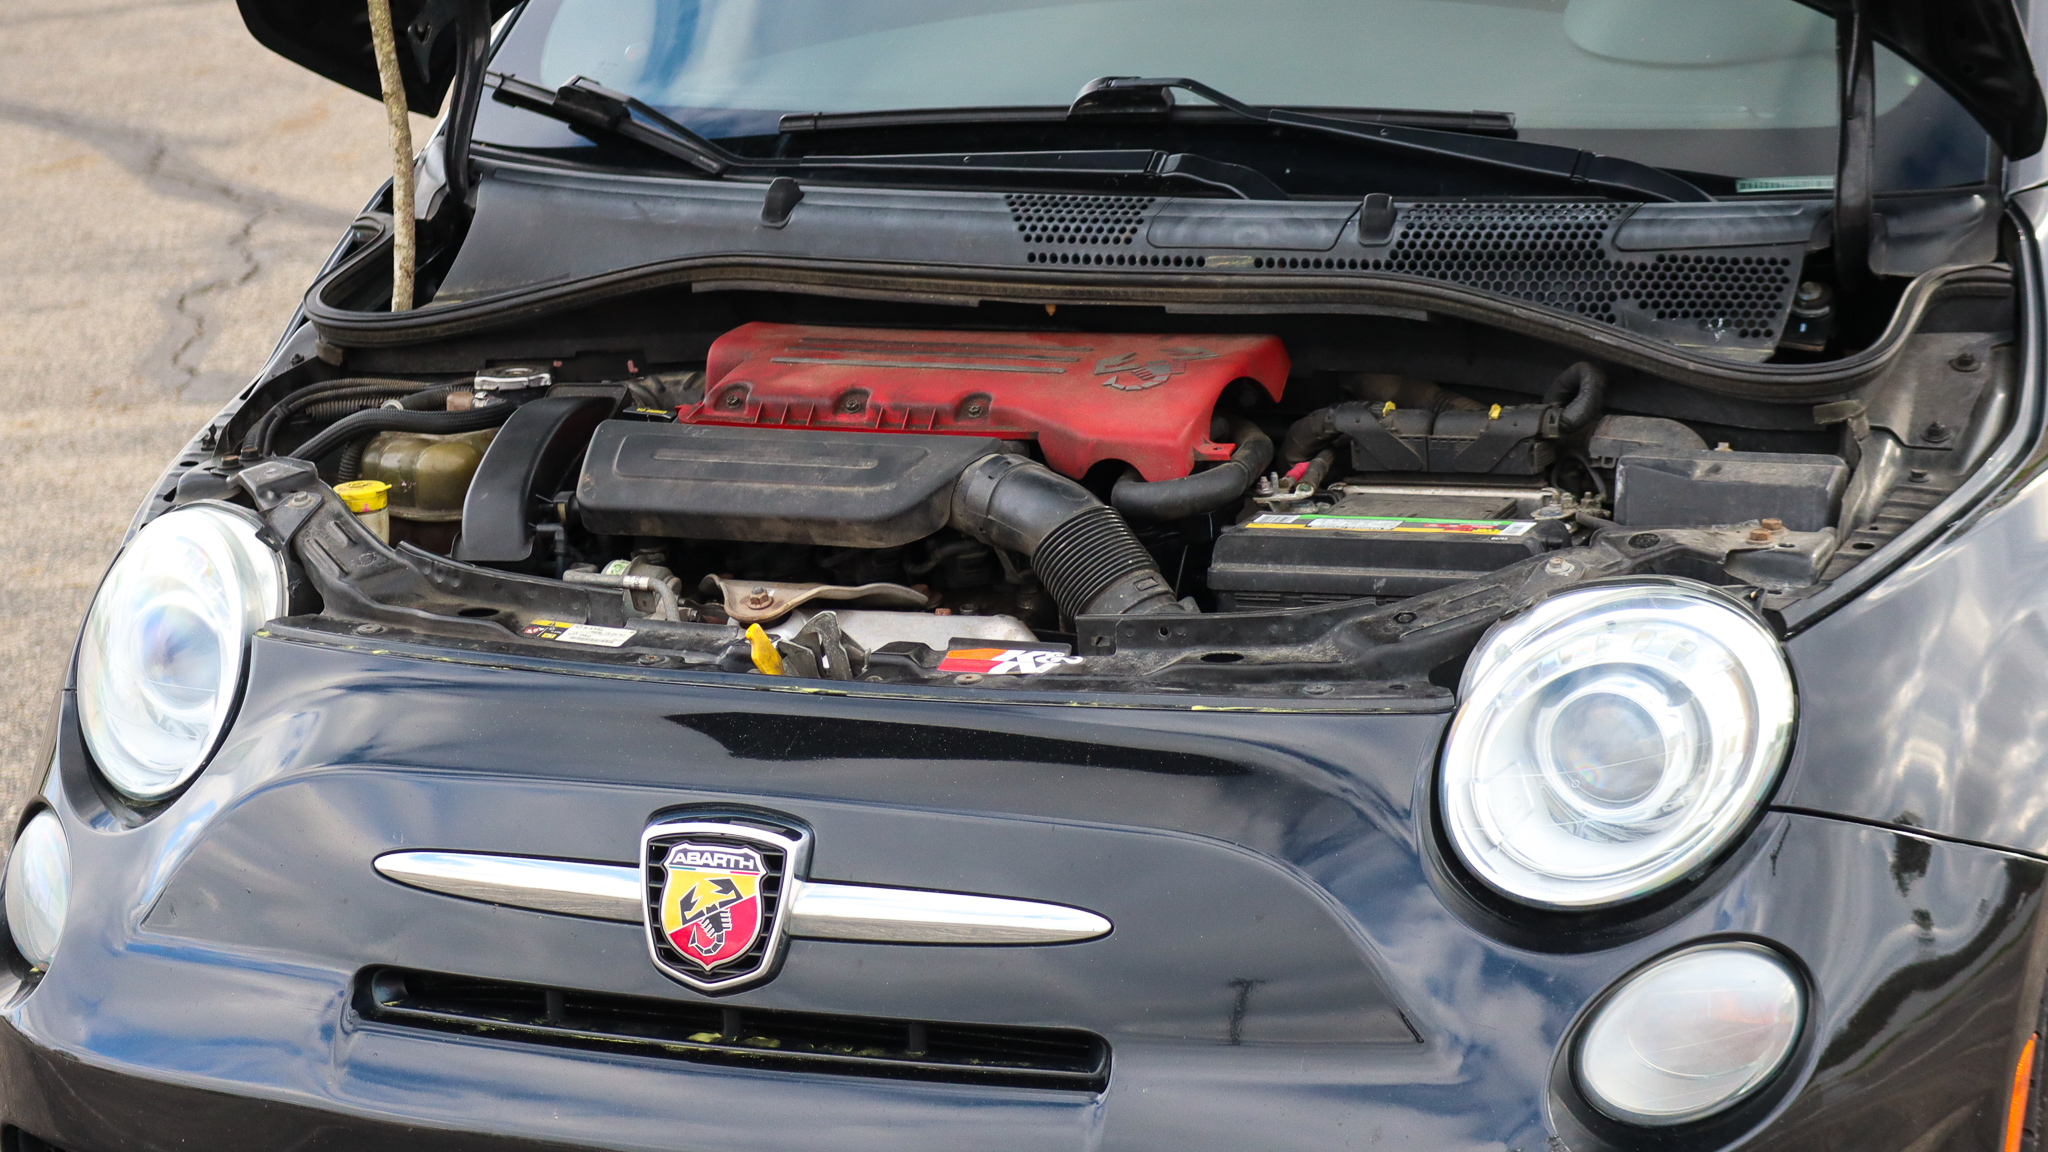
(336, 439, 369, 482)
(244, 377, 426, 458)
(1352, 375, 1486, 415)
(951, 453, 1185, 622)
(1543, 362, 1607, 433)
(287, 404, 513, 465)
(1111, 416, 1273, 522)
(302, 396, 398, 422)
(1278, 408, 1342, 468)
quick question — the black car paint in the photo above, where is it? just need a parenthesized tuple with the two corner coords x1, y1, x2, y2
(10, 10, 2048, 1151)
(3, 595, 2047, 1151)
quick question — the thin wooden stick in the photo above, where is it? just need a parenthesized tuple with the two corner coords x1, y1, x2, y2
(366, 0, 416, 311)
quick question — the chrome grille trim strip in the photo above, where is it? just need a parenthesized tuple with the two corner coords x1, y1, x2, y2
(373, 851, 1111, 945)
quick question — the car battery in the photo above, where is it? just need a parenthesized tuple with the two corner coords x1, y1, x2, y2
(1208, 489, 1563, 608)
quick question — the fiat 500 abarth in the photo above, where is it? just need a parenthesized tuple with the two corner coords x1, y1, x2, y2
(11, 0, 2048, 1149)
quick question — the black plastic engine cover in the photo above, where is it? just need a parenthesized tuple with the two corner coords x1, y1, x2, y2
(576, 422, 1001, 547)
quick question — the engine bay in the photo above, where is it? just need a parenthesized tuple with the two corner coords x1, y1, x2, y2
(195, 246, 2019, 699)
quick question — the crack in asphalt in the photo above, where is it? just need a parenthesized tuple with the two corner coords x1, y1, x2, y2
(0, 98, 355, 399)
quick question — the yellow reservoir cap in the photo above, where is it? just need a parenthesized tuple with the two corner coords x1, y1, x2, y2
(334, 480, 391, 513)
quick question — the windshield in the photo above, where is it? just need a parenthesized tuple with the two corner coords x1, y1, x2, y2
(479, 0, 1990, 191)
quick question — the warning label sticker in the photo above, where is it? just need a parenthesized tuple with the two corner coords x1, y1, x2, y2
(937, 645, 1084, 675)
(1247, 513, 1537, 537)
(521, 620, 637, 648)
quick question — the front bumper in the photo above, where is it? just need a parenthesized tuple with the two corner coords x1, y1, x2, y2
(3, 629, 2042, 1152)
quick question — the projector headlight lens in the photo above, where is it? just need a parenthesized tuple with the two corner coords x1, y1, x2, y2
(1440, 581, 1794, 908)
(77, 504, 286, 801)
(4, 811, 71, 971)
(1577, 943, 1804, 1125)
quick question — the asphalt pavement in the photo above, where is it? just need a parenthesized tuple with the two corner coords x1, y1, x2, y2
(0, 0, 427, 814)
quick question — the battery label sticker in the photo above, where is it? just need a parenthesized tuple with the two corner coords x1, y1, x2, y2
(1248, 513, 1536, 537)
(937, 645, 1084, 675)
(521, 620, 637, 647)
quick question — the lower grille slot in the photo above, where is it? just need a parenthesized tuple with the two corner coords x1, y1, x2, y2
(356, 968, 1109, 1091)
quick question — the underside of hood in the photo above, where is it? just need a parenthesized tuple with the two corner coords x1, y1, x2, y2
(235, 0, 519, 115)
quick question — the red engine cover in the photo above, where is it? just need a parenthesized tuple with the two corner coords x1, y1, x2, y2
(686, 323, 1289, 481)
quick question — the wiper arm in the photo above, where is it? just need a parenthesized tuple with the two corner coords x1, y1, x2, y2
(799, 149, 1286, 199)
(490, 74, 1288, 198)
(490, 74, 734, 176)
(1068, 76, 1710, 203)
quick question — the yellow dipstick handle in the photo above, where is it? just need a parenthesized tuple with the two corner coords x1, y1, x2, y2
(746, 624, 785, 675)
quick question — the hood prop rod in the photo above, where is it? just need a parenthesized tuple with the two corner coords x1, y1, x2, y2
(366, 0, 414, 312)
(1833, 0, 1876, 307)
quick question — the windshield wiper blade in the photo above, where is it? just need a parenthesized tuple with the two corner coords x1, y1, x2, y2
(1068, 76, 1709, 203)
(778, 105, 1517, 137)
(490, 73, 735, 176)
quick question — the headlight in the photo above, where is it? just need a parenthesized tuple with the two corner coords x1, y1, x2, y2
(1440, 580, 1794, 908)
(1577, 943, 1803, 1125)
(77, 504, 286, 800)
(5, 811, 71, 971)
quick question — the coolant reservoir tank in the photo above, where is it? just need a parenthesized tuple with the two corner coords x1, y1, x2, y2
(360, 429, 498, 522)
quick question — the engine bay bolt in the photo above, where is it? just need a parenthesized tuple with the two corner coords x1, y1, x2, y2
(1748, 528, 1773, 543)
(1792, 280, 1834, 316)
(1545, 557, 1575, 575)
(1951, 350, 1981, 372)
(1761, 518, 1784, 532)
(1394, 611, 1417, 624)
(353, 623, 386, 636)
(1302, 683, 1334, 696)
(1924, 422, 1952, 443)
(743, 588, 774, 609)
(635, 654, 665, 666)
(963, 401, 985, 417)
(287, 492, 316, 508)
(955, 673, 983, 684)
(934, 608, 954, 616)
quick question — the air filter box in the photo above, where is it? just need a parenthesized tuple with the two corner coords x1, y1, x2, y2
(576, 422, 1001, 546)
(1615, 449, 1848, 531)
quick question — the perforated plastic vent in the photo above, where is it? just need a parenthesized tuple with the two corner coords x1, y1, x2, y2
(1008, 194, 1153, 247)
(1366, 202, 1797, 344)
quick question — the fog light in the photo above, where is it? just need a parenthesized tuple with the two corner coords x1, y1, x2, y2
(4, 812, 70, 971)
(1577, 943, 1802, 1125)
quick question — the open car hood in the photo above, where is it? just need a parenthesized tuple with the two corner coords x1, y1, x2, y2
(241, 0, 2044, 160)
(235, 0, 519, 115)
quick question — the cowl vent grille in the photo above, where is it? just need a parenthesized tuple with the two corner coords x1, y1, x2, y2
(1361, 201, 1800, 354)
(1008, 193, 1153, 247)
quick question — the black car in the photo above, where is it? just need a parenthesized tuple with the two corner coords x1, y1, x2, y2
(9, 0, 2048, 1148)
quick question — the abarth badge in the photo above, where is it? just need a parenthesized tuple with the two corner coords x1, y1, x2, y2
(641, 814, 810, 994)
